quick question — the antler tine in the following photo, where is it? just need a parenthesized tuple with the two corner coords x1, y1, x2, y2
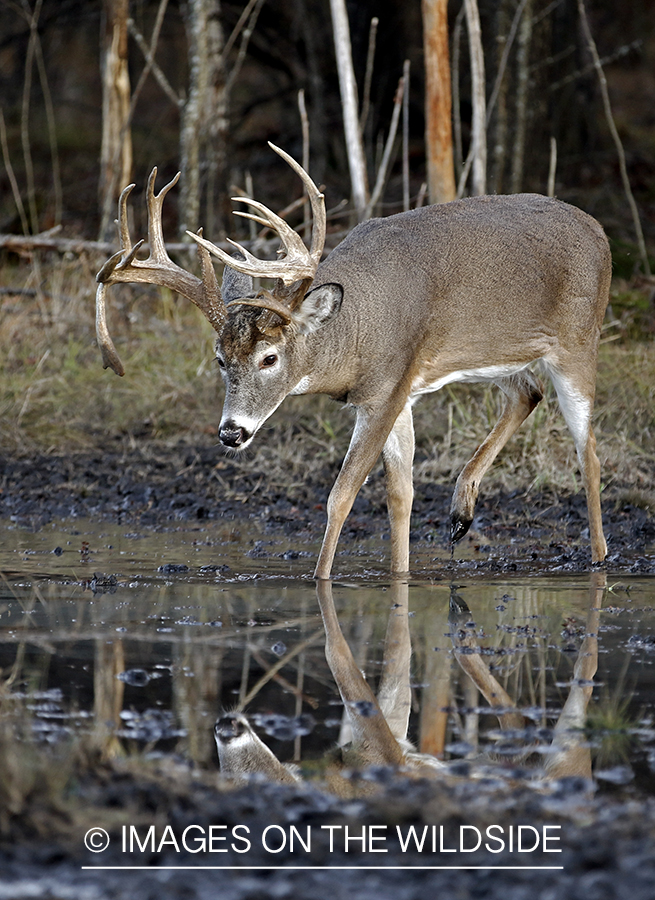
(117, 183, 136, 251)
(267, 142, 326, 265)
(187, 144, 326, 289)
(96, 169, 227, 378)
(232, 197, 308, 258)
(146, 167, 181, 261)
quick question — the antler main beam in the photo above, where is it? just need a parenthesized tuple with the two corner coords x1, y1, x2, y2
(95, 168, 227, 375)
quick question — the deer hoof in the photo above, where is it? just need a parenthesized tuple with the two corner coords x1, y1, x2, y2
(450, 513, 472, 544)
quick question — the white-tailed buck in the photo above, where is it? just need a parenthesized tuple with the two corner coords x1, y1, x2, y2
(96, 143, 611, 578)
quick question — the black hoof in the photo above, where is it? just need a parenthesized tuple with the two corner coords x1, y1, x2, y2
(450, 513, 472, 544)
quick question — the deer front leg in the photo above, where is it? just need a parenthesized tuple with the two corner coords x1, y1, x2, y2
(314, 391, 410, 580)
(382, 402, 415, 574)
(450, 371, 543, 544)
(316, 580, 404, 766)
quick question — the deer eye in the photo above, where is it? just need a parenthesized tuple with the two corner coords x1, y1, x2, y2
(216, 356, 226, 369)
(260, 354, 278, 369)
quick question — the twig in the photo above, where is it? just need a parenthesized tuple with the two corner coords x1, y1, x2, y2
(21, 0, 43, 234)
(237, 629, 324, 710)
(547, 136, 557, 197)
(359, 16, 378, 134)
(577, 0, 650, 276)
(402, 59, 411, 212)
(225, 0, 265, 96)
(0, 108, 30, 235)
(128, 18, 184, 108)
(29, 2, 62, 227)
(298, 89, 311, 242)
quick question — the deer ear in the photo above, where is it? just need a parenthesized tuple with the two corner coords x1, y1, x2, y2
(294, 283, 343, 334)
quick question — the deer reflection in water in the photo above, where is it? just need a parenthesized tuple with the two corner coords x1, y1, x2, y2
(215, 574, 606, 791)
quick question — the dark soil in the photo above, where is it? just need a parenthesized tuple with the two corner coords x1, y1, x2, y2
(1, 439, 654, 575)
(2, 756, 655, 899)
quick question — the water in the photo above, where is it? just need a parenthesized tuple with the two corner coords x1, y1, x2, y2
(2, 518, 655, 795)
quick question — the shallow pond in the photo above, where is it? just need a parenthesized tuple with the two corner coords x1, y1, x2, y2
(2, 518, 655, 797)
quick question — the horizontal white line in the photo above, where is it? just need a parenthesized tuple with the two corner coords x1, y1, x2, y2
(82, 865, 564, 871)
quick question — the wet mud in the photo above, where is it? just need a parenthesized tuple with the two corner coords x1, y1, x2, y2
(1, 439, 654, 574)
(2, 441, 655, 898)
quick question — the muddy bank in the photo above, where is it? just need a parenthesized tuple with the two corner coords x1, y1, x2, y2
(2, 755, 655, 900)
(1, 440, 654, 575)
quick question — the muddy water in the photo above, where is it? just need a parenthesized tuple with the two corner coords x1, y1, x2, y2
(2, 518, 655, 795)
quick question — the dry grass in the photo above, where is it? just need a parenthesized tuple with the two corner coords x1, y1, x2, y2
(1, 253, 654, 501)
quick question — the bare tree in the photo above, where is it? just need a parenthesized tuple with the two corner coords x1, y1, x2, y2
(422, 0, 456, 204)
(99, 0, 132, 242)
(510, 0, 533, 194)
(464, 0, 486, 196)
(329, 0, 368, 221)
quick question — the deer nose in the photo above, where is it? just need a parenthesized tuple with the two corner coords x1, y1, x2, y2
(219, 421, 250, 447)
(214, 715, 246, 743)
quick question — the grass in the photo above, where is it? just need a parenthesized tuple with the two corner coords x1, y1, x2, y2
(1, 252, 655, 503)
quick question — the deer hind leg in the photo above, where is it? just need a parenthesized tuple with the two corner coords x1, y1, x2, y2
(450, 370, 543, 544)
(382, 402, 415, 574)
(546, 364, 607, 563)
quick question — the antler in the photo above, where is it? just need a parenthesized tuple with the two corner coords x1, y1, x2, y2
(95, 168, 227, 376)
(188, 142, 326, 292)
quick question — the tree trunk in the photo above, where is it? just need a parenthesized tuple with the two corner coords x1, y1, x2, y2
(422, 0, 455, 204)
(99, 0, 132, 242)
(510, 0, 533, 194)
(464, 0, 486, 196)
(329, 0, 368, 222)
(180, 0, 228, 238)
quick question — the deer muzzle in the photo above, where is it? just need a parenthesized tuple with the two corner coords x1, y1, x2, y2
(219, 420, 251, 448)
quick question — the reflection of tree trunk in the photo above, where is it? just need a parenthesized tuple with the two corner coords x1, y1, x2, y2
(93, 638, 125, 758)
(174, 638, 223, 765)
(180, 0, 228, 237)
(419, 600, 452, 758)
(422, 0, 456, 204)
(510, 0, 533, 193)
(99, 0, 132, 241)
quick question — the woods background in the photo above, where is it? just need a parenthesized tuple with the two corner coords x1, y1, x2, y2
(0, 0, 653, 277)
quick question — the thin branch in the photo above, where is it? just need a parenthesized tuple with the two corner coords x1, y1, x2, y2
(222, 0, 260, 61)
(30, 5, 62, 226)
(0, 108, 30, 234)
(364, 70, 405, 220)
(577, 0, 650, 276)
(225, 0, 265, 96)
(547, 136, 557, 197)
(359, 16, 378, 133)
(21, 0, 43, 233)
(298, 89, 311, 242)
(402, 59, 410, 211)
(128, 18, 184, 108)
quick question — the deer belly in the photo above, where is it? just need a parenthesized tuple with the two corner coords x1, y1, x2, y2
(410, 361, 533, 397)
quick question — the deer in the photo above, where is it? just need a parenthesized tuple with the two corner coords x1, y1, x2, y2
(96, 142, 611, 580)
(213, 575, 606, 790)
